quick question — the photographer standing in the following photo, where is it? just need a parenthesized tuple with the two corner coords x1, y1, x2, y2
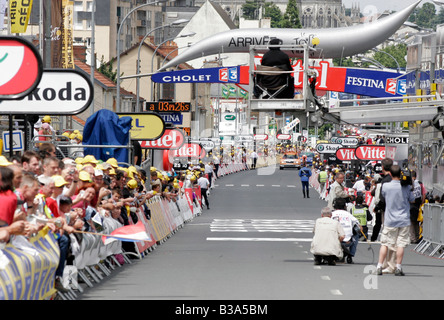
(375, 165, 415, 276)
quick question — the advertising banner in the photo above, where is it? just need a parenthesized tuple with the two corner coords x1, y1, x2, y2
(0, 229, 59, 300)
(0, 37, 43, 100)
(152, 66, 250, 85)
(154, 61, 405, 98)
(9, 0, 33, 33)
(62, 0, 74, 69)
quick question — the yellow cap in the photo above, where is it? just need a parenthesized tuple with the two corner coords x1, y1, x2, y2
(0, 156, 12, 167)
(150, 166, 157, 172)
(82, 155, 98, 164)
(76, 134, 83, 141)
(108, 168, 116, 175)
(79, 171, 92, 182)
(127, 179, 138, 189)
(69, 133, 77, 140)
(42, 115, 51, 123)
(52, 175, 68, 188)
(106, 158, 118, 168)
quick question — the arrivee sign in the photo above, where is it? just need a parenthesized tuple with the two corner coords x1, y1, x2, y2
(0, 37, 43, 100)
(355, 145, 386, 161)
(140, 128, 185, 150)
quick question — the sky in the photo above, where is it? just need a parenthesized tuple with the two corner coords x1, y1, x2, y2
(341, 0, 437, 13)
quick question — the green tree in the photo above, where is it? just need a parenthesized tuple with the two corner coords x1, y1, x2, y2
(263, 2, 283, 28)
(242, 0, 264, 20)
(281, 0, 302, 28)
(373, 44, 407, 71)
(98, 56, 118, 83)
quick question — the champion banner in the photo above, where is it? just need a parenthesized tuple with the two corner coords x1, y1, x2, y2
(0, 228, 60, 300)
(9, 0, 34, 34)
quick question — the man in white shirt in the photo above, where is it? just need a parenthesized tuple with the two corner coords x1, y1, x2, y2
(197, 174, 210, 209)
(332, 197, 361, 264)
(204, 162, 214, 188)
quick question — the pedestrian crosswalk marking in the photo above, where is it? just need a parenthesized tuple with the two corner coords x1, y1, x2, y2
(210, 219, 315, 234)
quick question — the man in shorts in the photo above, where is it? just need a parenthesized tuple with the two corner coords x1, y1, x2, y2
(375, 165, 415, 276)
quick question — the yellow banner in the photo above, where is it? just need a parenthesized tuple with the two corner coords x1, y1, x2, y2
(62, 0, 74, 69)
(9, 0, 34, 34)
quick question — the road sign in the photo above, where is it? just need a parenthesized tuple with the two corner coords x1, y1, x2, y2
(0, 69, 93, 114)
(117, 113, 165, 141)
(2, 130, 23, 152)
(0, 36, 43, 100)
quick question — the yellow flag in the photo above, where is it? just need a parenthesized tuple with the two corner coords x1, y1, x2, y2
(9, 0, 34, 34)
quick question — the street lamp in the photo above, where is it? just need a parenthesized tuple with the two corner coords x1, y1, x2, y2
(135, 19, 191, 112)
(116, 0, 167, 113)
(150, 31, 195, 101)
(372, 48, 401, 72)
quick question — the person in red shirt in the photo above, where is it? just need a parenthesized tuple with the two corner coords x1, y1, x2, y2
(0, 167, 25, 242)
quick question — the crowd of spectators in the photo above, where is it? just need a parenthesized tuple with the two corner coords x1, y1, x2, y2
(0, 140, 217, 293)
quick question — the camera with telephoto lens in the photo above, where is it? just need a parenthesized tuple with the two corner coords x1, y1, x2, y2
(401, 168, 413, 186)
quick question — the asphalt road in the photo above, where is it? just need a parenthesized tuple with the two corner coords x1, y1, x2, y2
(79, 165, 444, 302)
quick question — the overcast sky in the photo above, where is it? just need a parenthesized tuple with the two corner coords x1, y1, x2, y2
(341, 0, 437, 13)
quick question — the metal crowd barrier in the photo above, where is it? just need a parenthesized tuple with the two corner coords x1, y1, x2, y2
(414, 203, 444, 259)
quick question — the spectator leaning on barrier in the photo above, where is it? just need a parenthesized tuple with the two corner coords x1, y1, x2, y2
(375, 165, 415, 277)
(0, 167, 26, 243)
(311, 207, 345, 265)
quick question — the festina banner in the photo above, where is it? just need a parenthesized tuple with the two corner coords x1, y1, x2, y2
(291, 60, 406, 98)
(152, 66, 249, 85)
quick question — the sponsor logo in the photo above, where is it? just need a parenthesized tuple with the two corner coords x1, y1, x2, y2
(355, 145, 386, 161)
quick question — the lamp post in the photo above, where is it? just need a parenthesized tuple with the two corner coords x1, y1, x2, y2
(116, 0, 166, 113)
(135, 19, 190, 112)
(150, 31, 195, 101)
(372, 48, 401, 72)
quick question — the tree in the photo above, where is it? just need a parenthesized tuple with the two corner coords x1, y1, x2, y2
(263, 2, 283, 28)
(242, 0, 264, 20)
(281, 0, 302, 29)
(98, 56, 118, 83)
(373, 44, 407, 71)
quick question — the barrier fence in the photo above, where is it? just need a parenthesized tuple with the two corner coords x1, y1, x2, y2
(0, 161, 249, 300)
(414, 204, 444, 259)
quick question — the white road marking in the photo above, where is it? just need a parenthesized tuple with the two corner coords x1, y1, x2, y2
(206, 237, 313, 242)
(330, 290, 343, 296)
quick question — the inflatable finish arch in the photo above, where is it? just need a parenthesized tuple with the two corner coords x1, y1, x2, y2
(159, 1, 420, 71)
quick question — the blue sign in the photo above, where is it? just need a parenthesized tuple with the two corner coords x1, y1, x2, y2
(2, 130, 24, 152)
(152, 66, 241, 84)
(343, 68, 407, 98)
(160, 113, 183, 125)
